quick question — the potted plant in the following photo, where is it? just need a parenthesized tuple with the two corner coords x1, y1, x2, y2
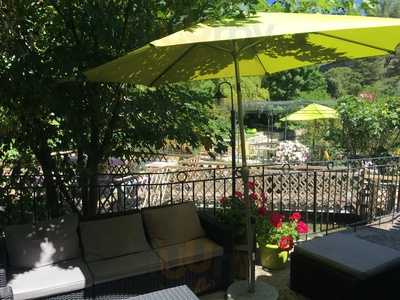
(217, 184, 265, 244)
(256, 211, 309, 270)
(217, 182, 267, 279)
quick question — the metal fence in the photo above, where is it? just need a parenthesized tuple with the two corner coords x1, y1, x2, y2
(1, 157, 400, 233)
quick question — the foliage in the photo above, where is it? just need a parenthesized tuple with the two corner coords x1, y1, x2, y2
(329, 95, 400, 157)
(265, 0, 376, 15)
(351, 57, 386, 85)
(297, 120, 343, 160)
(298, 88, 332, 101)
(325, 67, 363, 98)
(216, 181, 266, 243)
(214, 77, 269, 106)
(256, 211, 308, 251)
(262, 67, 327, 100)
(374, 0, 400, 17)
(217, 180, 309, 250)
(217, 194, 249, 243)
(366, 76, 400, 97)
(0, 0, 260, 217)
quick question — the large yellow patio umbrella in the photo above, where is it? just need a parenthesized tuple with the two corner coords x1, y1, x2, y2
(280, 103, 339, 156)
(84, 12, 400, 296)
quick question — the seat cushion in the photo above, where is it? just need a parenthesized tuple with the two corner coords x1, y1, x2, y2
(142, 202, 205, 248)
(80, 213, 151, 262)
(8, 259, 92, 300)
(155, 238, 223, 269)
(88, 251, 162, 284)
(296, 232, 400, 279)
(5, 215, 80, 268)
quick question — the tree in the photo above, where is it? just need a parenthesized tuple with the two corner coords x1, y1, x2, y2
(375, 0, 400, 18)
(325, 67, 363, 98)
(261, 67, 327, 100)
(329, 95, 400, 156)
(265, 0, 376, 15)
(0, 0, 259, 217)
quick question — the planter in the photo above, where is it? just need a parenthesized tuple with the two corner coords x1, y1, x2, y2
(232, 244, 248, 280)
(259, 244, 289, 270)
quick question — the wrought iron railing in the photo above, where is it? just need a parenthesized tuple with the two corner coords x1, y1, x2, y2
(1, 157, 400, 233)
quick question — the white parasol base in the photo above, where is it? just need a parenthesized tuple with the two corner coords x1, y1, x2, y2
(226, 280, 279, 300)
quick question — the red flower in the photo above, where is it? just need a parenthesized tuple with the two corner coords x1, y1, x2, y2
(258, 206, 267, 217)
(279, 236, 294, 251)
(289, 212, 301, 222)
(250, 192, 259, 201)
(296, 221, 309, 234)
(234, 191, 243, 199)
(270, 212, 284, 228)
(247, 181, 257, 191)
(219, 196, 227, 205)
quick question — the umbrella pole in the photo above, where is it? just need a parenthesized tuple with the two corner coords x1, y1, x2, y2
(313, 119, 316, 158)
(232, 42, 255, 294)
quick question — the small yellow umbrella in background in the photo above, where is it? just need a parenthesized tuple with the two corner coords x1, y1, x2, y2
(280, 103, 338, 122)
(84, 12, 400, 297)
(280, 104, 339, 157)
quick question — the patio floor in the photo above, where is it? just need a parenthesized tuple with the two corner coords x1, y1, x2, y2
(201, 215, 400, 300)
(201, 264, 308, 300)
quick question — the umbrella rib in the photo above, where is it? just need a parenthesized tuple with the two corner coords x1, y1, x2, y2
(315, 32, 395, 54)
(203, 43, 232, 53)
(150, 44, 197, 86)
(255, 53, 269, 75)
(239, 38, 269, 53)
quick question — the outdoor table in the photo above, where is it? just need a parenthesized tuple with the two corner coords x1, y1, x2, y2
(128, 285, 199, 300)
(112, 174, 148, 210)
(145, 161, 179, 169)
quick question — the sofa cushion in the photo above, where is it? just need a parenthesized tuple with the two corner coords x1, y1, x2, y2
(8, 259, 92, 300)
(88, 251, 162, 284)
(155, 238, 223, 269)
(5, 215, 80, 269)
(296, 232, 400, 279)
(80, 213, 151, 262)
(142, 202, 205, 248)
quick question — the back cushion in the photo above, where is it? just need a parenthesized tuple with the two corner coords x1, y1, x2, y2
(142, 202, 205, 248)
(5, 214, 80, 269)
(80, 213, 151, 262)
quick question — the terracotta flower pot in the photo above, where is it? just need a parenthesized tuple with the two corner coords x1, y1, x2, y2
(259, 244, 289, 270)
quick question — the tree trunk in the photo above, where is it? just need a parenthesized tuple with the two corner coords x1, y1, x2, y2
(84, 156, 100, 217)
(80, 153, 100, 218)
(83, 112, 102, 217)
(34, 142, 60, 218)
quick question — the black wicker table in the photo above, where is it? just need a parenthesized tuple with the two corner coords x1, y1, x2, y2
(291, 230, 400, 300)
(128, 285, 199, 300)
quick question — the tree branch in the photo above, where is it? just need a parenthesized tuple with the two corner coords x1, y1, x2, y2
(118, 1, 133, 50)
(98, 87, 124, 159)
(51, 1, 81, 46)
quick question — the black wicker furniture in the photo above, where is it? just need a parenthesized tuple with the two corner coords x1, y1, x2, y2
(290, 230, 400, 300)
(0, 202, 233, 300)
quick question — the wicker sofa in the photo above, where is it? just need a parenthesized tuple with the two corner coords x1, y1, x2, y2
(0, 202, 233, 300)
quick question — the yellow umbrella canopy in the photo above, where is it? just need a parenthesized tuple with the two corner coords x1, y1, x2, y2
(280, 104, 338, 121)
(85, 12, 400, 84)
